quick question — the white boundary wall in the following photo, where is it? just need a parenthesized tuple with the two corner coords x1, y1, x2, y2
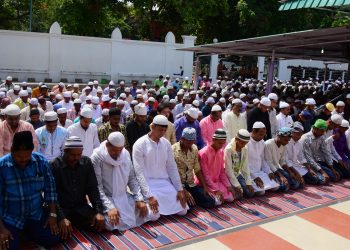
(0, 22, 196, 83)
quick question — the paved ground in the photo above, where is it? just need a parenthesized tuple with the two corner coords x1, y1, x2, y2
(171, 199, 350, 250)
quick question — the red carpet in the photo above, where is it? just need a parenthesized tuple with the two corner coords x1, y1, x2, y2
(51, 181, 350, 250)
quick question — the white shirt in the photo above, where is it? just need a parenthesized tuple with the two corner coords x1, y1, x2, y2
(58, 119, 73, 129)
(276, 113, 293, 131)
(346, 129, 350, 150)
(285, 138, 307, 167)
(247, 138, 272, 178)
(67, 122, 100, 156)
(264, 138, 287, 172)
(58, 100, 74, 111)
(35, 126, 68, 161)
(91, 105, 102, 120)
(222, 111, 247, 142)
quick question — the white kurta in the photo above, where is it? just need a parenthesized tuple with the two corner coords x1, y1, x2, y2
(276, 113, 293, 131)
(247, 139, 279, 191)
(58, 100, 74, 111)
(285, 138, 308, 176)
(20, 106, 45, 121)
(132, 135, 188, 215)
(67, 123, 100, 156)
(222, 111, 247, 142)
(91, 142, 159, 231)
(35, 126, 68, 161)
(91, 105, 102, 120)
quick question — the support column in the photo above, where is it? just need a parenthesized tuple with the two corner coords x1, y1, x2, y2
(257, 56, 265, 80)
(210, 38, 218, 81)
(266, 50, 275, 95)
(48, 22, 62, 82)
(111, 28, 123, 82)
(181, 35, 197, 81)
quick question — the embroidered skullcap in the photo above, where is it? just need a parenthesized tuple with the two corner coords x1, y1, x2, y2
(64, 136, 83, 149)
(213, 129, 227, 140)
(21, 82, 27, 87)
(30, 98, 38, 105)
(108, 132, 125, 147)
(236, 129, 250, 142)
(148, 97, 156, 103)
(187, 107, 199, 119)
(300, 110, 312, 120)
(5, 104, 20, 116)
(131, 100, 138, 106)
(44, 111, 58, 122)
(134, 103, 147, 116)
(277, 127, 292, 137)
(291, 122, 304, 132)
(169, 99, 176, 104)
(0, 92, 5, 98)
(219, 97, 226, 103)
(6, 76, 12, 81)
(102, 95, 110, 102)
(116, 100, 125, 105)
(110, 99, 117, 104)
(182, 127, 196, 141)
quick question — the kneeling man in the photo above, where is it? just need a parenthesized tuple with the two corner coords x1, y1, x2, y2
(91, 132, 159, 231)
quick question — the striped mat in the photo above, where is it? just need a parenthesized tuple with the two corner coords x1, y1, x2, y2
(53, 180, 350, 250)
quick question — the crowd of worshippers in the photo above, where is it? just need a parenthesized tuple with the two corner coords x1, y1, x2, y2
(1, 74, 350, 249)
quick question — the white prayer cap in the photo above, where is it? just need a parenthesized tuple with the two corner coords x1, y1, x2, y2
(72, 93, 79, 99)
(86, 95, 92, 101)
(190, 90, 196, 95)
(13, 85, 20, 91)
(211, 93, 217, 98)
(0, 88, 6, 92)
(198, 111, 203, 117)
(232, 98, 242, 105)
(134, 103, 147, 115)
(341, 120, 350, 128)
(102, 108, 109, 116)
(169, 99, 176, 104)
(102, 95, 110, 102)
(59, 82, 65, 87)
(260, 97, 271, 107)
(239, 93, 246, 99)
(136, 94, 143, 99)
(73, 83, 79, 88)
(49, 92, 55, 96)
(346, 94, 350, 99)
(64, 136, 83, 149)
(177, 91, 184, 96)
(141, 82, 147, 86)
(4, 104, 20, 116)
(253, 121, 266, 129)
(279, 101, 289, 109)
(74, 98, 82, 104)
(219, 97, 226, 103)
(148, 97, 156, 103)
(110, 99, 117, 104)
(67, 84, 72, 88)
(80, 108, 93, 118)
(267, 93, 278, 100)
(19, 90, 28, 97)
(163, 95, 170, 101)
(27, 87, 32, 94)
(233, 92, 239, 98)
(0, 92, 5, 98)
(120, 93, 127, 99)
(93, 80, 99, 85)
(21, 81, 27, 87)
(30, 98, 38, 105)
(153, 115, 168, 126)
(305, 98, 316, 105)
(125, 87, 131, 93)
(187, 107, 199, 119)
(131, 100, 138, 106)
(98, 89, 104, 94)
(207, 97, 215, 104)
(63, 91, 71, 98)
(109, 80, 115, 86)
(253, 98, 260, 105)
(166, 74, 170, 78)
(168, 85, 174, 90)
(192, 100, 200, 107)
(120, 81, 125, 85)
(236, 129, 251, 142)
(336, 101, 345, 107)
(211, 104, 222, 112)
(116, 100, 125, 105)
(57, 108, 67, 114)
(41, 84, 47, 89)
(136, 89, 142, 94)
(44, 111, 58, 122)
(56, 94, 63, 100)
(108, 132, 125, 147)
(92, 96, 100, 104)
(331, 114, 343, 125)
(87, 81, 93, 86)
(6, 76, 12, 81)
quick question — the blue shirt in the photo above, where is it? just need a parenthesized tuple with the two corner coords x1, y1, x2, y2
(0, 152, 57, 229)
(174, 116, 204, 149)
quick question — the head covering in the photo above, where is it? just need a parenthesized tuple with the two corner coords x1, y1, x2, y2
(279, 101, 289, 109)
(30, 98, 38, 105)
(59, 82, 65, 87)
(325, 103, 335, 112)
(5, 104, 20, 116)
(331, 114, 343, 125)
(130, 100, 138, 106)
(305, 98, 316, 105)
(148, 97, 156, 103)
(64, 136, 83, 149)
(57, 108, 67, 114)
(336, 101, 345, 107)
(192, 100, 200, 107)
(300, 110, 312, 120)
(182, 127, 197, 141)
(260, 97, 271, 107)
(74, 99, 82, 104)
(13, 85, 20, 91)
(102, 108, 109, 116)
(268, 93, 278, 101)
(44, 111, 58, 122)
(0, 92, 5, 98)
(277, 127, 292, 137)
(341, 120, 350, 128)
(92, 96, 100, 104)
(120, 93, 127, 99)
(206, 97, 215, 104)
(232, 98, 242, 105)
(291, 121, 304, 132)
(56, 94, 63, 100)
(211, 105, 222, 112)
(19, 90, 28, 97)
(153, 115, 168, 126)
(134, 103, 147, 116)
(108, 132, 125, 147)
(187, 107, 199, 119)
(236, 129, 250, 142)
(253, 98, 260, 105)
(63, 91, 71, 98)
(6, 76, 12, 81)
(72, 93, 79, 99)
(213, 129, 227, 140)
(80, 108, 93, 118)
(253, 121, 265, 129)
(313, 119, 328, 130)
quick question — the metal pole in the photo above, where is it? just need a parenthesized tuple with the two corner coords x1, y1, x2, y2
(194, 55, 200, 90)
(266, 49, 275, 95)
(29, 0, 33, 32)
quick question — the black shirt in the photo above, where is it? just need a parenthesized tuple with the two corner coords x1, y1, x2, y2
(126, 120, 150, 151)
(50, 156, 103, 214)
(247, 107, 272, 139)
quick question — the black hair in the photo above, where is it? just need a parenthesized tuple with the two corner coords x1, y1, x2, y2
(109, 107, 121, 117)
(157, 102, 170, 113)
(11, 131, 34, 152)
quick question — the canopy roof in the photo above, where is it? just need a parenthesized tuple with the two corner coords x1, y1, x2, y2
(178, 25, 350, 62)
(279, 0, 350, 13)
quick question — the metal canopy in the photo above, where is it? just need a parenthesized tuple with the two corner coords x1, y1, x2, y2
(279, 0, 350, 12)
(178, 25, 350, 63)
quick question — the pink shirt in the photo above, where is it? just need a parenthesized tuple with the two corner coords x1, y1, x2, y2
(0, 120, 38, 156)
(199, 115, 223, 146)
(196, 145, 233, 200)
